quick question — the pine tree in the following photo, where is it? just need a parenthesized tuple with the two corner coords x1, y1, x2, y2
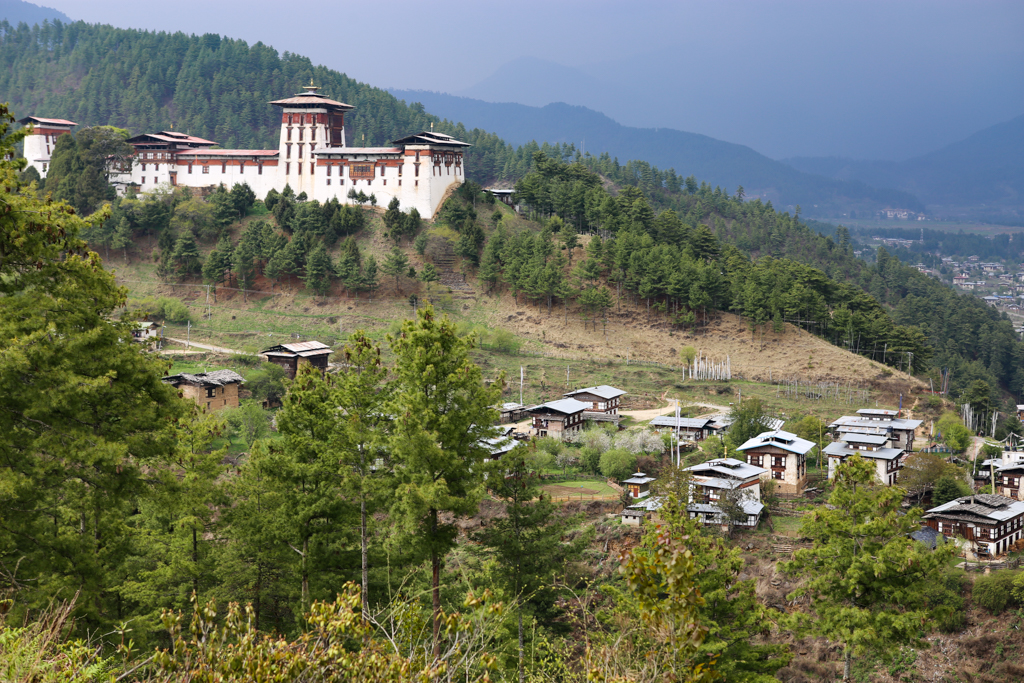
(303, 242, 333, 298)
(172, 230, 203, 275)
(783, 456, 956, 680)
(380, 246, 410, 294)
(386, 307, 501, 655)
(474, 450, 588, 682)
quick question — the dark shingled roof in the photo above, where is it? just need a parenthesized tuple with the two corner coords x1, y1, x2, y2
(162, 369, 245, 387)
(910, 526, 942, 550)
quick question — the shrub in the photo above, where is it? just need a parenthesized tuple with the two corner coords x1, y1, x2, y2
(932, 474, 971, 507)
(972, 570, 1020, 615)
(537, 436, 563, 457)
(924, 569, 968, 632)
(599, 448, 637, 481)
(489, 329, 521, 355)
(580, 446, 602, 474)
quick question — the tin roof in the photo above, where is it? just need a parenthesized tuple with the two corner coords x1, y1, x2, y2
(684, 457, 767, 480)
(527, 398, 590, 415)
(261, 341, 332, 357)
(925, 494, 1024, 524)
(841, 433, 890, 446)
(315, 146, 403, 155)
(857, 408, 900, 418)
(18, 116, 77, 126)
(564, 385, 627, 400)
(736, 430, 816, 455)
(621, 472, 656, 485)
(391, 131, 471, 147)
(649, 416, 713, 429)
(176, 149, 279, 157)
(127, 132, 217, 146)
(823, 442, 904, 461)
(162, 369, 245, 387)
(269, 91, 355, 110)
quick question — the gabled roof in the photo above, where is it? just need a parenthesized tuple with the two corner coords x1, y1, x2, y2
(684, 457, 767, 480)
(127, 132, 217, 146)
(857, 408, 900, 418)
(621, 472, 655, 485)
(831, 416, 922, 431)
(925, 493, 1024, 524)
(18, 116, 77, 126)
(841, 433, 890, 446)
(564, 385, 627, 400)
(736, 430, 816, 455)
(527, 398, 590, 415)
(391, 131, 471, 147)
(162, 369, 245, 387)
(175, 149, 279, 157)
(709, 414, 784, 432)
(650, 416, 713, 429)
(823, 442, 904, 461)
(269, 88, 354, 110)
(261, 341, 332, 357)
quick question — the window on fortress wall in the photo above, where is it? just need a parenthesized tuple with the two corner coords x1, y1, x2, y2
(298, 163, 302, 175)
(326, 165, 331, 176)
(286, 144, 291, 159)
(258, 164, 263, 175)
(240, 163, 244, 174)
(310, 163, 314, 175)
(222, 163, 227, 173)
(188, 165, 193, 174)
(155, 164, 159, 171)
(298, 127, 303, 141)
(203, 166, 210, 174)
(141, 177, 145, 184)
(298, 146, 303, 159)
(141, 163, 146, 171)
(285, 163, 290, 174)
(350, 164, 374, 179)
(311, 127, 316, 141)
(287, 128, 292, 141)
(379, 166, 385, 177)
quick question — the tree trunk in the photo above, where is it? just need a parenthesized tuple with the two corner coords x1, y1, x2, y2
(192, 525, 199, 597)
(518, 606, 525, 683)
(301, 535, 310, 611)
(843, 647, 852, 681)
(431, 508, 441, 658)
(361, 497, 369, 618)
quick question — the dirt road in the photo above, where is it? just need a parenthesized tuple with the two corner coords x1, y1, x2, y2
(164, 338, 251, 355)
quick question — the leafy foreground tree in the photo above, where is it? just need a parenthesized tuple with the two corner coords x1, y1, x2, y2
(473, 449, 589, 683)
(636, 478, 791, 682)
(386, 306, 502, 655)
(0, 104, 184, 628)
(783, 455, 956, 681)
(585, 530, 719, 683)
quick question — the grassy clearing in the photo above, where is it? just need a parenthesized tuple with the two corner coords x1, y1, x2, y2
(542, 479, 618, 501)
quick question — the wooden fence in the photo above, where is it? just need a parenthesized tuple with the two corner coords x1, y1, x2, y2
(959, 558, 1023, 573)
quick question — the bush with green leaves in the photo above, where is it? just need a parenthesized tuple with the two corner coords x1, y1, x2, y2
(932, 474, 971, 507)
(922, 569, 968, 632)
(972, 570, 1020, 615)
(599, 447, 637, 481)
(488, 329, 521, 355)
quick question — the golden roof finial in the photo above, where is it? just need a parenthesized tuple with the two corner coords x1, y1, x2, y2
(303, 79, 320, 94)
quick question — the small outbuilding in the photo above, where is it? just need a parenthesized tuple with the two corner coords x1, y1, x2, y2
(162, 369, 245, 412)
(260, 341, 332, 379)
(621, 471, 656, 499)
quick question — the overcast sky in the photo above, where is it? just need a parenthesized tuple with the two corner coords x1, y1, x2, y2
(40, 0, 1024, 161)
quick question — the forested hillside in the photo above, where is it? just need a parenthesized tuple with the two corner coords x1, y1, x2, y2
(511, 153, 1024, 403)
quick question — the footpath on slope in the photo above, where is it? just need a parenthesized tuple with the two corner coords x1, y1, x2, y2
(164, 337, 251, 355)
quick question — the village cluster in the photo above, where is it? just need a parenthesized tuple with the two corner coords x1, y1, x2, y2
(151, 331, 1024, 565)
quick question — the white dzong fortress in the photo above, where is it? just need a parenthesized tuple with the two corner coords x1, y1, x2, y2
(20, 83, 468, 219)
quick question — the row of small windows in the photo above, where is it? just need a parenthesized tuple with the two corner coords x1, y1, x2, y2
(285, 127, 317, 142)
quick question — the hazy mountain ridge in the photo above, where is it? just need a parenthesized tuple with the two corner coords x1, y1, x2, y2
(390, 88, 924, 218)
(783, 113, 1024, 220)
(0, 0, 69, 25)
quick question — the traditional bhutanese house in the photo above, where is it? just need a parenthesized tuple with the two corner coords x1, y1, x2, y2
(682, 458, 767, 529)
(621, 472, 656, 499)
(923, 493, 1024, 559)
(527, 398, 589, 440)
(132, 321, 162, 344)
(649, 416, 714, 441)
(823, 434, 905, 486)
(563, 385, 627, 415)
(260, 341, 332, 379)
(829, 408, 922, 451)
(498, 402, 528, 424)
(621, 496, 663, 526)
(735, 430, 814, 494)
(482, 426, 518, 462)
(976, 450, 1024, 500)
(1017, 404, 1024, 421)
(162, 369, 245, 412)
